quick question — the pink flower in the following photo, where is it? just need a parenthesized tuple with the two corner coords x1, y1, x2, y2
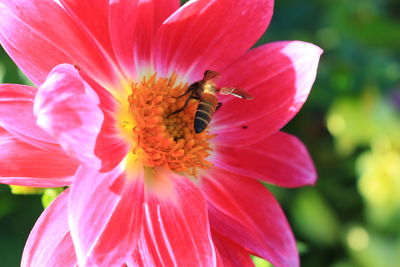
(0, 0, 322, 266)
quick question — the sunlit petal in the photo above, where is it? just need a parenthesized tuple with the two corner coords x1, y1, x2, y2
(34, 64, 103, 166)
(21, 190, 77, 267)
(214, 131, 317, 187)
(213, 41, 323, 145)
(0, 0, 118, 86)
(129, 171, 216, 266)
(68, 165, 143, 266)
(0, 128, 77, 187)
(0, 84, 58, 150)
(154, 0, 273, 78)
(202, 168, 299, 267)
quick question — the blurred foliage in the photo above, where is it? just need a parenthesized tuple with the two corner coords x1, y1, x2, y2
(253, 255, 274, 267)
(9, 185, 45, 195)
(1, 0, 399, 266)
(41, 187, 65, 208)
(264, 0, 400, 266)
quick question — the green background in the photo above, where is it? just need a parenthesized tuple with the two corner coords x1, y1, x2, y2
(1, 0, 400, 266)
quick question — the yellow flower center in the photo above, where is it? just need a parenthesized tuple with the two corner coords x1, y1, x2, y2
(124, 73, 214, 177)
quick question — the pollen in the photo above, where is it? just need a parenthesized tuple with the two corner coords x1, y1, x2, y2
(127, 73, 214, 177)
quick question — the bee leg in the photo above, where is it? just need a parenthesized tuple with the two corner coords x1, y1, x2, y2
(216, 102, 222, 111)
(174, 85, 196, 99)
(167, 96, 193, 118)
(174, 90, 190, 99)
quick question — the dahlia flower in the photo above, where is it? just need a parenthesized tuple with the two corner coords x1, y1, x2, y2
(0, 0, 322, 266)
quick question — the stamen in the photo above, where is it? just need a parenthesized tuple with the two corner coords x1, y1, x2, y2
(127, 73, 213, 176)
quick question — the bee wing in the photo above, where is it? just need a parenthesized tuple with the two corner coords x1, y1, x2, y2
(219, 87, 253, 99)
(203, 70, 221, 82)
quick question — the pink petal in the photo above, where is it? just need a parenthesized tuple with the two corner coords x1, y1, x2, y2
(0, 84, 58, 150)
(153, 0, 181, 30)
(60, 0, 115, 61)
(109, 0, 180, 76)
(109, 0, 141, 78)
(201, 168, 299, 267)
(213, 41, 323, 145)
(154, 0, 273, 78)
(213, 232, 254, 267)
(0, 129, 77, 187)
(21, 189, 77, 267)
(68, 165, 144, 266)
(34, 64, 104, 166)
(129, 235, 158, 266)
(0, 177, 71, 188)
(128, 170, 216, 266)
(77, 70, 130, 172)
(214, 131, 317, 187)
(95, 111, 130, 172)
(0, 0, 118, 86)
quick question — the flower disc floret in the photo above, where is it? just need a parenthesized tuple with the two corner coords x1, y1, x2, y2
(127, 74, 214, 176)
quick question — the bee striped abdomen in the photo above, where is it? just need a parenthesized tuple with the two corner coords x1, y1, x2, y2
(194, 93, 218, 133)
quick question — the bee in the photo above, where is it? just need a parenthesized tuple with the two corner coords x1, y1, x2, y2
(168, 70, 253, 133)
